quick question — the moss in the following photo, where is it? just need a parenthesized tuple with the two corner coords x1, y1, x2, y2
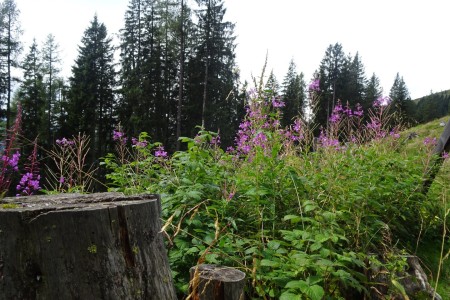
(1, 203, 19, 209)
(87, 244, 97, 254)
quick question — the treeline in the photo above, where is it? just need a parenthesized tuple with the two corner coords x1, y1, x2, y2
(412, 90, 450, 123)
(0, 0, 425, 163)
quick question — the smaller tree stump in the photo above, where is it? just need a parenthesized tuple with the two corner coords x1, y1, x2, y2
(189, 264, 245, 300)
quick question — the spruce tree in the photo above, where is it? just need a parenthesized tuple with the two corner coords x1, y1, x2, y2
(41, 34, 62, 148)
(364, 73, 383, 111)
(0, 0, 22, 128)
(389, 72, 411, 122)
(281, 59, 305, 126)
(186, 0, 240, 146)
(265, 70, 280, 95)
(343, 52, 366, 107)
(315, 43, 348, 130)
(118, 0, 146, 137)
(67, 15, 116, 161)
(16, 39, 45, 145)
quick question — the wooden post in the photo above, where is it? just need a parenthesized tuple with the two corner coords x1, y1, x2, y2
(422, 118, 450, 193)
(0, 193, 176, 300)
(189, 264, 246, 300)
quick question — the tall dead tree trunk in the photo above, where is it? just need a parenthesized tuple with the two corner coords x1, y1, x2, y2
(0, 193, 176, 300)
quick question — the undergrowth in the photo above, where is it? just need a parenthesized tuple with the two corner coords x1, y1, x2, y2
(103, 83, 449, 299)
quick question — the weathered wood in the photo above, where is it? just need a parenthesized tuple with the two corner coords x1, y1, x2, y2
(189, 264, 245, 300)
(366, 254, 442, 300)
(0, 192, 176, 300)
(422, 118, 450, 193)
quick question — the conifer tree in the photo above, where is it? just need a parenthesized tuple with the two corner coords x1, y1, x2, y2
(389, 72, 411, 121)
(265, 70, 280, 95)
(0, 0, 22, 128)
(118, 0, 146, 137)
(186, 0, 240, 146)
(364, 73, 383, 111)
(41, 34, 62, 147)
(67, 15, 116, 161)
(343, 52, 366, 107)
(119, 0, 183, 147)
(281, 59, 305, 126)
(315, 43, 348, 129)
(16, 39, 45, 144)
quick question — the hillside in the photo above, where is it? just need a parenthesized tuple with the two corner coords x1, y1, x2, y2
(402, 115, 450, 297)
(410, 90, 450, 124)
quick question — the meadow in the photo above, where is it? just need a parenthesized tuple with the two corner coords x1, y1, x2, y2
(1, 84, 449, 299)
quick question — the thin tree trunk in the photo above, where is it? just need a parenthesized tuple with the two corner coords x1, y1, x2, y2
(6, 12, 11, 129)
(176, 0, 184, 151)
(201, 56, 208, 129)
(201, 0, 211, 130)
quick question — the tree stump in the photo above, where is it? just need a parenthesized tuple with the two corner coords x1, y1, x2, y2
(0, 192, 176, 300)
(189, 264, 246, 300)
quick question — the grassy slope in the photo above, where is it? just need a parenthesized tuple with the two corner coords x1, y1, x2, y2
(402, 115, 450, 298)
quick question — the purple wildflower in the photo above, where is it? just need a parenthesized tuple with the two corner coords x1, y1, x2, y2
(228, 192, 235, 201)
(113, 130, 127, 144)
(293, 120, 299, 132)
(330, 113, 341, 124)
(9, 151, 20, 171)
(132, 137, 148, 148)
(374, 96, 391, 107)
(354, 103, 364, 117)
(272, 97, 285, 108)
(423, 137, 437, 146)
(16, 172, 41, 196)
(253, 132, 268, 148)
(56, 137, 74, 147)
(154, 145, 168, 158)
(443, 152, 449, 159)
(308, 79, 320, 92)
(211, 135, 221, 146)
(390, 130, 400, 139)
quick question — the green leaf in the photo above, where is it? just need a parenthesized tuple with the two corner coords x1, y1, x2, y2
(267, 240, 281, 250)
(284, 214, 302, 224)
(391, 279, 410, 300)
(260, 259, 279, 267)
(304, 285, 325, 300)
(285, 280, 308, 290)
(310, 242, 322, 252)
(279, 292, 301, 300)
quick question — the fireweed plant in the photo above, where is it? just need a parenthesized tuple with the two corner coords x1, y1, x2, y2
(45, 133, 98, 193)
(16, 138, 41, 196)
(104, 83, 447, 298)
(0, 106, 22, 198)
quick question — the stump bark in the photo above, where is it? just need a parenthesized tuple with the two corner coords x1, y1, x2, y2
(189, 264, 245, 300)
(0, 192, 176, 300)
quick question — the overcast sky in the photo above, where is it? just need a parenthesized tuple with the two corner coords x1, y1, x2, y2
(16, 0, 450, 99)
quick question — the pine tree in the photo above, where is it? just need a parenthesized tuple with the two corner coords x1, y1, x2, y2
(364, 73, 383, 111)
(389, 72, 411, 121)
(118, 0, 146, 137)
(41, 34, 62, 148)
(343, 52, 366, 107)
(67, 15, 116, 161)
(265, 70, 280, 95)
(281, 60, 305, 126)
(0, 0, 22, 128)
(186, 0, 240, 146)
(16, 39, 45, 144)
(315, 43, 348, 129)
